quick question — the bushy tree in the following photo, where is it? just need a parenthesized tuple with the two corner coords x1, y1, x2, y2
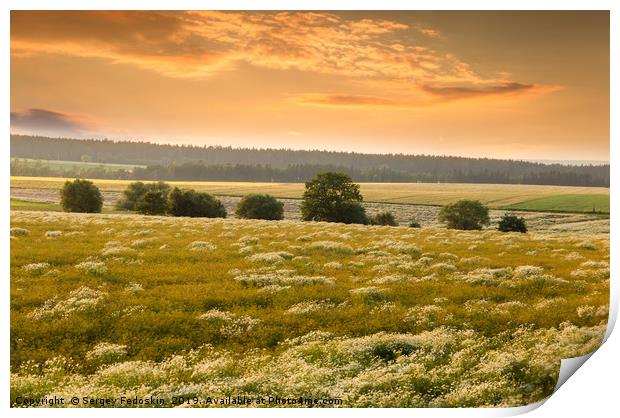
(408, 219, 421, 228)
(370, 211, 398, 226)
(337, 201, 370, 225)
(438, 199, 490, 230)
(301, 172, 367, 224)
(168, 188, 226, 218)
(116, 181, 170, 211)
(498, 213, 528, 233)
(116, 181, 147, 210)
(136, 190, 168, 215)
(60, 179, 103, 213)
(235, 194, 284, 220)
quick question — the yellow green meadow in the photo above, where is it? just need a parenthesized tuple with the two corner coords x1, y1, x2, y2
(10, 176, 610, 211)
(10, 210, 609, 407)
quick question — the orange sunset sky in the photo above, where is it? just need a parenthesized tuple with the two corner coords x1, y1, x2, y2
(10, 11, 609, 160)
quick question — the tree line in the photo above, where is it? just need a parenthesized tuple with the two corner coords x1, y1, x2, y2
(61, 172, 528, 233)
(11, 134, 610, 187)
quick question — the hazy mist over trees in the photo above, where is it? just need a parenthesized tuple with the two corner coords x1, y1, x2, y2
(10, 135, 610, 187)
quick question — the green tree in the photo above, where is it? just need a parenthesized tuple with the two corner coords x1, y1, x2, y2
(168, 188, 226, 218)
(438, 199, 490, 230)
(116, 181, 147, 210)
(236, 194, 284, 220)
(136, 190, 168, 215)
(408, 218, 421, 228)
(60, 179, 103, 213)
(337, 201, 370, 225)
(497, 213, 528, 233)
(370, 211, 398, 226)
(300, 172, 367, 224)
(116, 181, 170, 211)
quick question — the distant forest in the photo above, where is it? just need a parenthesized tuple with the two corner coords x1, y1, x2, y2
(10, 135, 610, 187)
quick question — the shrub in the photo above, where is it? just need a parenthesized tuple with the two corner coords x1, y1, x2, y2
(337, 201, 370, 225)
(136, 190, 168, 215)
(498, 213, 528, 233)
(408, 219, 421, 228)
(75, 261, 107, 275)
(116, 181, 170, 211)
(10, 227, 29, 237)
(116, 182, 147, 210)
(168, 188, 227, 218)
(438, 199, 490, 230)
(300, 172, 367, 224)
(60, 179, 103, 213)
(370, 211, 398, 226)
(236, 194, 284, 220)
(85, 342, 127, 365)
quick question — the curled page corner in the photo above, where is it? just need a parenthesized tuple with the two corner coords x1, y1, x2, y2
(552, 313, 613, 393)
(495, 352, 597, 416)
(554, 352, 594, 391)
(498, 399, 548, 416)
(502, 312, 615, 415)
(550, 288, 618, 394)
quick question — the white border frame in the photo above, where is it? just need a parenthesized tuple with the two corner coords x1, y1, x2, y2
(2, 2, 616, 416)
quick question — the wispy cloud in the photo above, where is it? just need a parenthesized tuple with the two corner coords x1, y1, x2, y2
(423, 82, 534, 98)
(294, 83, 561, 108)
(415, 25, 443, 39)
(294, 94, 417, 108)
(10, 108, 100, 137)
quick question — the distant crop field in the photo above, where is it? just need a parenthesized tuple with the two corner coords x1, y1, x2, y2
(11, 158, 145, 171)
(10, 211, 609, 407)
(9, 199, 126, 215)
(10, 176, 610, 213)
(504, 194, 610, 213)
(9, 199, 62, 212)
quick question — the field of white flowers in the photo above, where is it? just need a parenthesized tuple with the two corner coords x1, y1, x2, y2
(10, 210, 609, 407)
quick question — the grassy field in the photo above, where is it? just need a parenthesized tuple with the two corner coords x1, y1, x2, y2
(9, 199, 62, 212)
(504, 194, 610, 213)
(11, 158, 145, 171)
(10, 211, 609, 407)
(10, 199, 127, 215)
(10, 176, 610, 213)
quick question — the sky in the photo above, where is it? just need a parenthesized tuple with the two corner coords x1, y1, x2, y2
(10, 11, 610, 160)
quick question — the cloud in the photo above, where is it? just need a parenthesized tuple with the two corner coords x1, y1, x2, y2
(294, 94, 417, 108)
(422, 82, 535, 98)
(11, 11, 231, 78)
(294, 82, 560, 109)
(9, 11, 484, 82)
(10, 108, 99, 137)
(11, 11, 560, 107)
(416, 25, 443, 39)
